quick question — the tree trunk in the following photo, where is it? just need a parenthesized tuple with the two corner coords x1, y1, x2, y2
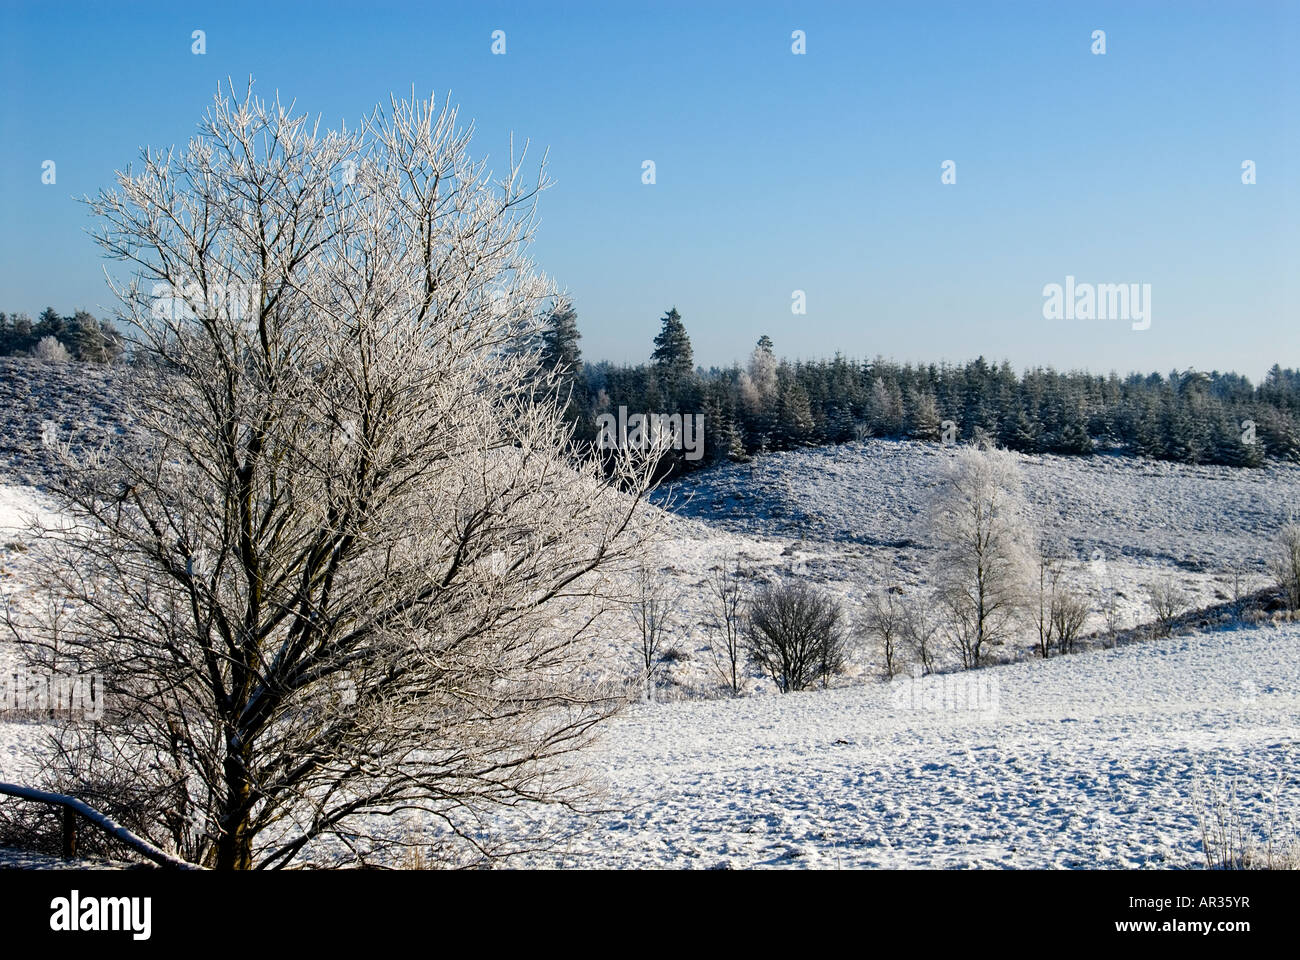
(214, 746, 255, 870)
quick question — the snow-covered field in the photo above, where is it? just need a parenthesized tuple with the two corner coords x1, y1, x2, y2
(636, 440, 1300, 695)
(500, 622, 1300, 868)
(2, 435, 1298, 868)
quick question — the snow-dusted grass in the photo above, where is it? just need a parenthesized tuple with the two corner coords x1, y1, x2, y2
(498, 622, 1300, 868)
(2, 437, 1298, 868)
(635, 441, 1300, 694)
(657, 439, 1300, 571)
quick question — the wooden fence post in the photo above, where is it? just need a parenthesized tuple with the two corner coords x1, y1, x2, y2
(62, 806, 77, 859)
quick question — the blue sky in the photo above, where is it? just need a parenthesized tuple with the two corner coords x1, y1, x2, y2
(1, 0, 1296, 379)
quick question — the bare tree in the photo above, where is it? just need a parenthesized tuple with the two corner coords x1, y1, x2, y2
(1223, 567, 1252, 620)
(12, 83, 664, 869)
(902, 601, 940, 675)
(745, 582, 846, 693)
(1050, 583, 1089, 655)
(859, 578, 908, 678)
(1100, 590, 1122, 646)
(704, 553, 746, 696)
(626, 561, 681, 701)
(930, 447, 1035, 669)
(1273, 522, 1300, 611)
(1147, 575, 1189, 636)
(1032, 544, 1089, 657)
(1033, 545, 1061, 659)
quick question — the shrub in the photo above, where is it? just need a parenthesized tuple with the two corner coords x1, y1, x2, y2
(745, 582, 846, 693)
(1147, 576, 1189, 636)
(32, 335, 69, 363)
(1273, 523, 1300, 611)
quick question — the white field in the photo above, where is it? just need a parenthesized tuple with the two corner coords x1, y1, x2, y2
(2, 440, 1299, 868)
(498, 623, 1300, 868)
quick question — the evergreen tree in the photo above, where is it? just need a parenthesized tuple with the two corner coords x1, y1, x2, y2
(1257, 408, 1300, 461)
(71, 309, 108, 362)
(868, 376, 903, 436)
(1001, 404, 1042, 453)
(535, 298, 586, 428)
(11, 312, 33, 347)
(539, 298, 582, 378)
(651, 307, 694, 384)
(774, 374, 814, 447)
(908, 389, 942, 441)
(34, 306, 64, 339)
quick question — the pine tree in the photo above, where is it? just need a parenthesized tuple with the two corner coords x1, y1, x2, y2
(539, 299, 582, 378)
(1133, 399, 1166, 459)
(726, 427, 748, 462)
(535, 298, 585, 426)
(868, 377, 903, 436)
(908, 390, 942, 441)
(11, 312, 32, 341)
(1257, 408, 1300, 461)
(34, 306, 64, 339)
(774, 376, 814, 447)
(71, 309, 108, 362)
(1001, 404, 1042, 453)
(651, 307, 694, 384)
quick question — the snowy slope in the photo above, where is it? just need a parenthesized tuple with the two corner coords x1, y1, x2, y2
(497, 622, 1300, 868)
(2, 439, 1298, 868)
(657, 440, 1300, 572)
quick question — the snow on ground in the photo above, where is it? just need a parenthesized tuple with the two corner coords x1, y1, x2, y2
(2, 437, 1298, 867)
(0, 483, 70, 785)
(498, 622, 1300, 868)
(638, 440, 1300, 694)
(657, 439, 1300, 571)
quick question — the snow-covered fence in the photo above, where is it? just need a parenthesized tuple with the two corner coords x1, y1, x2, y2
(0, 781, 199, 869)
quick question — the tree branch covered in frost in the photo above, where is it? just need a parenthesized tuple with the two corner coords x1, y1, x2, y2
(12, 81, 667, 869)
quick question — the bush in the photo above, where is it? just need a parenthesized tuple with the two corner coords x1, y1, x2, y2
(1273, 523, 1300, 611)
(1194, 773, 1300, 870)
(745, 582, 847, 693)
(1147, 576, 1189, 636)
(32, 335, 69, 363)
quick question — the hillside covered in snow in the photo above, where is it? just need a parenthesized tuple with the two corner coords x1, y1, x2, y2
(1, 362, 1298, 868)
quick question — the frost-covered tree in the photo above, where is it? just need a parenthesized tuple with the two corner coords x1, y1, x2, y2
(908, 389, 942, 441)
(32, 334, 70, 363)
(930, 447, 1035, 668)
(626, 560, 681, 701)
(17, 83, 663, 869)
(868, 376, 904, 437)
(1272, 522, 1300, 611)
(744, 335, 777, 401)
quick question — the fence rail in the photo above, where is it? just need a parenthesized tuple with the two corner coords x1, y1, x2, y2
(0, 781, 200, 869)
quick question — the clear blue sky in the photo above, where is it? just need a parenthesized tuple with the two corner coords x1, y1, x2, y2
(1, 0, 1296, 380)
